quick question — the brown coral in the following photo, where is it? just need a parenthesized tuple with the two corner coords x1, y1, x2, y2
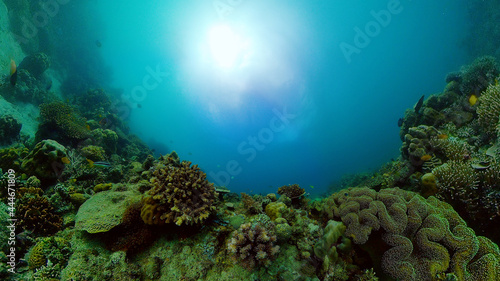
(17, 187, 62, 236)
(324, 187, 500, 280)
(401, 125, 439, 167)
(141, 160, 218, 226)
(37, 101, 90, 144)
(227, 222, 280, 268)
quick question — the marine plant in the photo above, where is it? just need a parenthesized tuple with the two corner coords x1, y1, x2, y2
(140, 159, 218, 226)
(227, 222, 280, 268)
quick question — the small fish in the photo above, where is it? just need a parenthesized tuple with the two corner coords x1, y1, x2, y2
(10, 59, 17, 86)
(309, 185, 314, 189)
(414, 95, 425, 113)
(469, 94, 478, 106)
(421, 154, 432, 161)
(95, 40, 102, 48)
(397, 118, 404, 127)
(69, 178, 77, 183)
(437, 134, 448, 139)
(86, 159, 112, 168)
(61, 157, 71, 164)
(495, 78, 499, 86)
(86, 124, 91, 130)
(137, 104, 142, 108)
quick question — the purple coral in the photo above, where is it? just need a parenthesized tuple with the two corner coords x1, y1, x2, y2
(227, 222, 280, 268)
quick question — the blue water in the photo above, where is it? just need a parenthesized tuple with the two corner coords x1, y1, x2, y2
(93, 0, 468, 196)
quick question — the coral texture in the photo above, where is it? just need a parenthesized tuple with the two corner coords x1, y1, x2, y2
(17, 187, 62, 236)
(21, 139, 67, 181)
(401, 125, 439, 167)
(141, 160, 217, 226)
(459, 56, 499, 96)
(227, 222, 280, 268)
(37, 101, 90, 144)
(432, 160, 479, 202)
(28, 236, 71, 270)
(0, 115, 21, 145)
(477, 84, 500, 135)
(326, 187, 500, 280)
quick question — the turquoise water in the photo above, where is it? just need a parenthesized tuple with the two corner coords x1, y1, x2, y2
(87, 1, 466, 195)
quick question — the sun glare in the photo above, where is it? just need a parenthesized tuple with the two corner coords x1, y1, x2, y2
(208, 24, 246, 69)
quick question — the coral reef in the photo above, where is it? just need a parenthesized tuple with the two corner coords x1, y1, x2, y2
(277, 184, 307, 208)
(17, 187, 62, 236)
(401, 125, 439, 167)
(80, 145, 106, 161)
(477, 84, 500, 136)
(141, 160, 217, 226)
(37, 102, 90, 145)
(0, 145, 28, 172)
(325, 187, 500, 280)
(459, 56, 499, 96)
(0, 115, 21, 145)
(89, 128, 118, 155)
(21, 139, 67, 182)
(18, 53, 50, 79)
(27, 236, 71, 270)
(241, 192, 263, 214)
(75, 88, 112, 120)
(227, 222, 280, 268)
(75, 190, 141, 234)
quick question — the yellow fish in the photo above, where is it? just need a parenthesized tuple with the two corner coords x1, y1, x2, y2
(61, 157, 71, 164)
(421, 154, 432, 161)
(437, 134, 448, 140)
(469, 94, 478, 106)
(9, 59, 17, 86)
(309, 185, 314, 189)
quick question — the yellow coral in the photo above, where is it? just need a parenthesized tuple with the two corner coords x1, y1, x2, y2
(265, 202, 287, 221)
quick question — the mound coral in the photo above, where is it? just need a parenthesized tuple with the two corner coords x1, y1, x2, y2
(277, 184, 307, 208)
(227, 222, 280, 268)
(477, 84, 500, 135)
(325, 187, 500, 280)
(75, 190, 141, 234)
(141, 160, 217, 226)
(459, 56, 499, 96)
(21, 139, 67, 181)
(0, 144, 28, 172)
(17, 187, 62, 236)
(37, 101, 90, 145)
(401, 125, 439, 167)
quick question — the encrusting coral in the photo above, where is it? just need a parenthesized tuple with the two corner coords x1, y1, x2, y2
(141, 159, 218, 226)
(227, 222, 280, 268)
(324, 186, 500, 280)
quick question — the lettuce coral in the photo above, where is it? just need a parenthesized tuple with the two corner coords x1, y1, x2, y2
(325, 187, 500, 280)
(141, 160, 217, 226)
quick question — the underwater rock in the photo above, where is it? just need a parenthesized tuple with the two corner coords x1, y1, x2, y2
(18, 53, 50, 79)
(75, 190, 141, 234)
(0, 115, 21, 145)
(21, 139, 67, 182)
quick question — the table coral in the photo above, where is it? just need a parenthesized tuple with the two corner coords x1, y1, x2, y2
(325, 187, 500, 280)
(141, 160, 218, 226)
(227, 222, 280, 268)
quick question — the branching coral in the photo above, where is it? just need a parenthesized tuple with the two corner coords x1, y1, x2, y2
(477, 84, 500, 135)
(324, 187, 500, 280)
(227, 222, 280, 268)
(17, 187, 62, 236)
(141, 160, 218, 226)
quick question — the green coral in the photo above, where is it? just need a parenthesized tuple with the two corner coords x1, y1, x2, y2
(21, 139, 67, 181)
(75, 190, 141, 234)
(325, 187, 500, 280)
(0, 144, 28, 172)
(90, 128, 118, 154)
(27, 236, 71, 270)
(80, 145, 106, 161)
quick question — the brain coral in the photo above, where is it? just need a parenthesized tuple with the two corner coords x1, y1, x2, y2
(141, 160, 218, 226)
(326, 187, 500, 280)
